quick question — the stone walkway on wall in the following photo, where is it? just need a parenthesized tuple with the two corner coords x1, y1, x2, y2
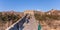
(23, 15, 38, 30)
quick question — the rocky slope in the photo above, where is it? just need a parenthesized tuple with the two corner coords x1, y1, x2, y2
(34, 10, 60, 30)
(0, 11, 24, 30)
(0, 10, 60, 30)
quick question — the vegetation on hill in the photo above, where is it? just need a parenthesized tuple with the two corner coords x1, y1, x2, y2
(34, 13, 60, 21)
(0, 12, 22, 24)
(34, 13, 45, 21)
(0, 12, 23, 30)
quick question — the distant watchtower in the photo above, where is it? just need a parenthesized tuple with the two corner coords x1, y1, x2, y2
(24, 10, 34, 16)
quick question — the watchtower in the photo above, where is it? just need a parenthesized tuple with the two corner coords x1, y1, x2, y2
(24, 10, 34, 16)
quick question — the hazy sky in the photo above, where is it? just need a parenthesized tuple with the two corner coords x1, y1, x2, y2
(0, 0, 60, 12)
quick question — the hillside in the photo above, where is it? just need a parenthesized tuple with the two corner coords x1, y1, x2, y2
(34, 10, 60, 30)
(0, 10, 60, 30)
(0, 11, 24, 30)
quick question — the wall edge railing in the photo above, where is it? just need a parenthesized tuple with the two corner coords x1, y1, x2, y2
(5, 15, 26, 30)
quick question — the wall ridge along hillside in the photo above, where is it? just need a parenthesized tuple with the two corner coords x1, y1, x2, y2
(5, 14, 26, 30)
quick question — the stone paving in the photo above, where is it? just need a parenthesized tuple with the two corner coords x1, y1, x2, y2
(23, 15, 38, 30)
